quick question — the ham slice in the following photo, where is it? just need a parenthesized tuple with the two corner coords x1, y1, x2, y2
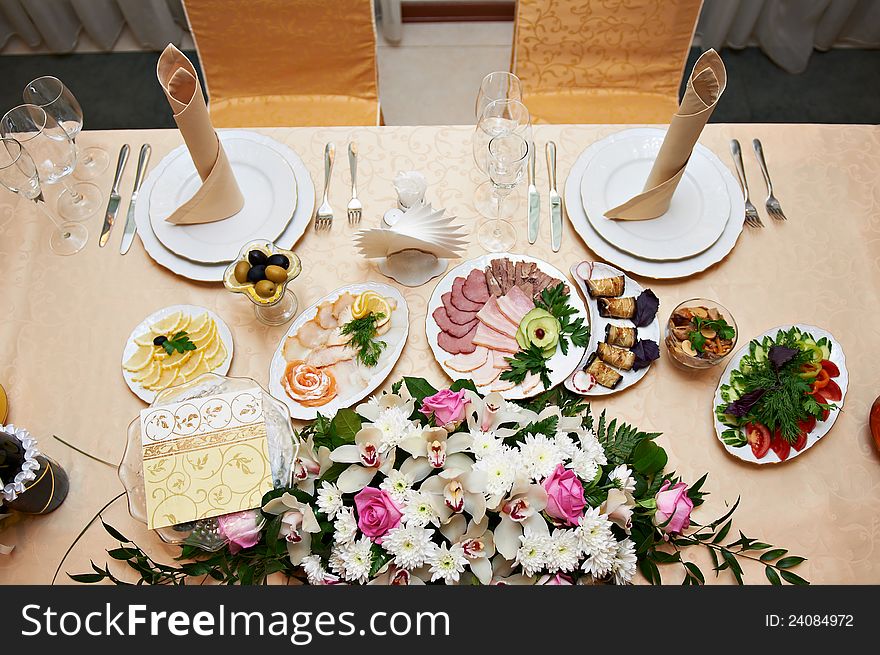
(462, 268, 491, 303)
(472, 322, 519, 353)
(446, 346, 488, 373)
(441, 292, 478, 325)
(438, 323, 478, 355)
(497, 285, 535, 326)
(476, 296, 518, 338)
(433, 307, 478, 338)
(451, 277, 484, 312)
(471, 354, 502, 387)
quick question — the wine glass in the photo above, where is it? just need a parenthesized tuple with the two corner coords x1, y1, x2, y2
(475, 71, 522, 122)
(23, 76, 110, 180)
(473, 98, 532, 217)
(1, 104, 102, 222)
(478, 134, 529, 253)
(0, 138, 88, 255)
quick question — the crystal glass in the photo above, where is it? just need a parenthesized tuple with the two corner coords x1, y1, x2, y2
(473, 98, 532, 218)
(0, 104, 101, 222)
(475, 71, 522, 122)
(478, 134, 529, 252)
(0, 137, 87, 255)
(665, 298, 739, 370)
(23, 76, 110, 180)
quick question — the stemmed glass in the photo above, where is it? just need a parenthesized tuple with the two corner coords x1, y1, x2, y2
(23, 76, 110, 180)
(0, 138, 88, 255)
(1, 104, 102, 222)
(475, 71, 522, 122)
(478, 134, 529, 253)
(473, 98, 532, 217)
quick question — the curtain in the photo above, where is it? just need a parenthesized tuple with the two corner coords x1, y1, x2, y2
(698, 0, 880, 73)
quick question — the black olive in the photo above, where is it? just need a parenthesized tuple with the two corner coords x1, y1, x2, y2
(153, 335, 168, 346)
(247, 264, 267, 283)
(266, 253, 290, 270)
(248, 250, 267, 266)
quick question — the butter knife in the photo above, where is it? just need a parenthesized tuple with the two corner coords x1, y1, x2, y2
(99, 144, 130, 247)
(527, 141, 539, 244)
(119, 144, 151, 255)
(546, 141, 562, 252)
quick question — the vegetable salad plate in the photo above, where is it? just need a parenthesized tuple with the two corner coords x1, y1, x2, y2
(269, 283, 409, 420)
(426, 254, 589, 400)
(713, 324, 847, 465)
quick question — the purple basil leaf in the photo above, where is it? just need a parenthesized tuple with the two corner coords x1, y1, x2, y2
(631, 339, 660, 371)
(723, 388, 766, 418)
(633, 289, 659, 328)
(769, 346, 799, 370)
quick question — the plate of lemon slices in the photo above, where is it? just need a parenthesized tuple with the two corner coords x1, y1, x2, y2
(122, 305, 234, 403)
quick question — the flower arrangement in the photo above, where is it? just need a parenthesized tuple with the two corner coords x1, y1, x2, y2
(74, 378, 808, 586)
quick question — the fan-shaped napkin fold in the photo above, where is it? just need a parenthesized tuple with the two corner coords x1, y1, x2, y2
(157, 44, 243, 225)
(605, 49, 727, 221)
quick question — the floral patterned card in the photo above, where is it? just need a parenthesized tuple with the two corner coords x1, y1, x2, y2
(139, 387, 272, 530)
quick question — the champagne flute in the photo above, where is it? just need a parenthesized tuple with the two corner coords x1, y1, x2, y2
(475, 71, 522, 122)
(473, 98, 531, 217)
(0, 138, 88, 255)
(478, 134, 529, 253)
(1, 104, 102, 222)
(23, 76, 110, 180)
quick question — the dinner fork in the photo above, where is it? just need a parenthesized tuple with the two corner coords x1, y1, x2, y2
(729, 139, 763, 228)
(752, 139, 787, 221)
(347, 141, 362, 224)
(314, 142, 335, 230)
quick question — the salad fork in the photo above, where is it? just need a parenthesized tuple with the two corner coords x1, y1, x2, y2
(314, 142, 335, 230)
(729, 139, 763, 228)
(347, 141, 362, 224)
(752, 139, 786, 221)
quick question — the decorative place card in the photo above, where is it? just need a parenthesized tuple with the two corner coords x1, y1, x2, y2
(139, 387, 272, 530)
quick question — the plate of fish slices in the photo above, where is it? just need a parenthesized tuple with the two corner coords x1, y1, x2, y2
(269, 283, 409, 420)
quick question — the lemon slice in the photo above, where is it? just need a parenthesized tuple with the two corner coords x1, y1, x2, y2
(123, 345, 154, 372)
(133, 361, 162, 386)
(150, 311, 183, 335)
(179, 352, 204, 379)
(206, 341, 228, 370)
(161, 349, 192, 370)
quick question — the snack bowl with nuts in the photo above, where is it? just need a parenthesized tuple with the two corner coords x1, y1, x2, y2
(665, 298, 737, 369)
(224, 240, 302, 326)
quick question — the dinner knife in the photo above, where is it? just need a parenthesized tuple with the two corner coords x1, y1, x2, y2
(119, 144, 151, 255)
(527, 141, 539, 244)
(99, 144, 130, 247)
(546, 141, 562, 252)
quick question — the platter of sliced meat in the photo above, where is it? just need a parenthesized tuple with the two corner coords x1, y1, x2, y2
(426, 254, 589, 399)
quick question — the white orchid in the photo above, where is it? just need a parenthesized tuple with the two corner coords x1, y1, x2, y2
(398, 426, 471, 480)
(262, 492, 321, 565)
(440, 514, 496, 584)
(419, 453, 488, 522)
(492, 476, 549, 559)
(292, 434, 332, 495)
(329, 426, 396, 493)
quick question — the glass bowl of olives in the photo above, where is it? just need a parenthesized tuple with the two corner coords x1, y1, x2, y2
(223, 241, 302, 326)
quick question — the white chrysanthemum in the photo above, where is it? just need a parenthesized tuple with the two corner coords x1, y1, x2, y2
(379, 469, 414, 503)
(402, 491, 440, 527)
(546, 529, 580, 573)
(427, 543, 468, 584)
(608, 465, 636, 495)
(316, 481, 344, 519)
(333, 507, 358, 544)
(611, 538, 638, 585)
(382, 525, 437, 570)
(469, 430, 503, 459)
(515, 530, 551, 577)
(340, 537, 374, 583)
(519, 433, 563, 481)
(566, 448, 600, 483)
(474, 449, 518, 497)
(301, 555, 326, 585)
(372, 405, 421, 452)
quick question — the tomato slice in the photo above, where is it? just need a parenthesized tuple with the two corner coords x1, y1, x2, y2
(770, 429, 791, 461)
(745, 422, 771, 459)
(793, 418, 814, 452)
(820, 360, 840, 378)
(823, 379, 842, 402)
(811, 369, 830, 391)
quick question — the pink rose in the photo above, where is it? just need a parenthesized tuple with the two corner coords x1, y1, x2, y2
(537, 573, 574, 585)
(420, 389, 468, 428)
(354, 487, 403, 543)
(654, 481, 694, 535)
(217, 510, 262, 553)
(542, 464, 586, 526)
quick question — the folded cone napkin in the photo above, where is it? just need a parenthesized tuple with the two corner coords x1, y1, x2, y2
(156, 44, 243, 225)
(605, 49, 727, 221)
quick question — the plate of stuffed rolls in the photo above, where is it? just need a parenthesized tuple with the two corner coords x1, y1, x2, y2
(564, 261, 661, 396)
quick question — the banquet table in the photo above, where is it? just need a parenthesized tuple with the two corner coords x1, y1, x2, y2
(1, 123, 878, 585)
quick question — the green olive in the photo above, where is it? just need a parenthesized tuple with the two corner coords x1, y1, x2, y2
(265, 264, 287, 284)
(233, 260, 251, 284)
(254, 279, 277, 298)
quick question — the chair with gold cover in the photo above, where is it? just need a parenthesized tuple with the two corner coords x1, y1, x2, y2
(512, 0, 703, 124)
(182, 0, 381, 127)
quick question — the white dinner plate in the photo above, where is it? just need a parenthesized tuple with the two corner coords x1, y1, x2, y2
(149, 137, 297, 264)
(121, 304, 234, 404)
(565, 128, 745, 279)
(581, 129, 730, 261)
(426, 254, 589, 400)
(135, 130, 315, 282)
(269, 283, 409, 421)
(712, 324, 847, 465)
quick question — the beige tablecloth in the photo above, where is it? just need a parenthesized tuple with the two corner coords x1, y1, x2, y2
(1, 124, 879, 585)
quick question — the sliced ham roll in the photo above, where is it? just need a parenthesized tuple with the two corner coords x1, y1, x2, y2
(496, 285, 535, 325)
(446, 347, 489, 373)
(472, 322, 519, 353)
(476, 296, 518, 338)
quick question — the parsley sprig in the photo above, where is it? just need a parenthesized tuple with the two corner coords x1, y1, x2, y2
(689, 316, 736, 353)
(341, 312, 387, 367)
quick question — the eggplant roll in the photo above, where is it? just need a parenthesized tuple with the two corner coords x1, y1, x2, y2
(605, 324, 637, 348)
(585, 353, 623, 389)
(586, 275, 625, 298)
(597, 342, 635, 371)
(597, 296, 636, 319)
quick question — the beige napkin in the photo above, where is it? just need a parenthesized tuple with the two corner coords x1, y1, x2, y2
(156, 44, 243, 225)
(605, 49, 727, 221)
